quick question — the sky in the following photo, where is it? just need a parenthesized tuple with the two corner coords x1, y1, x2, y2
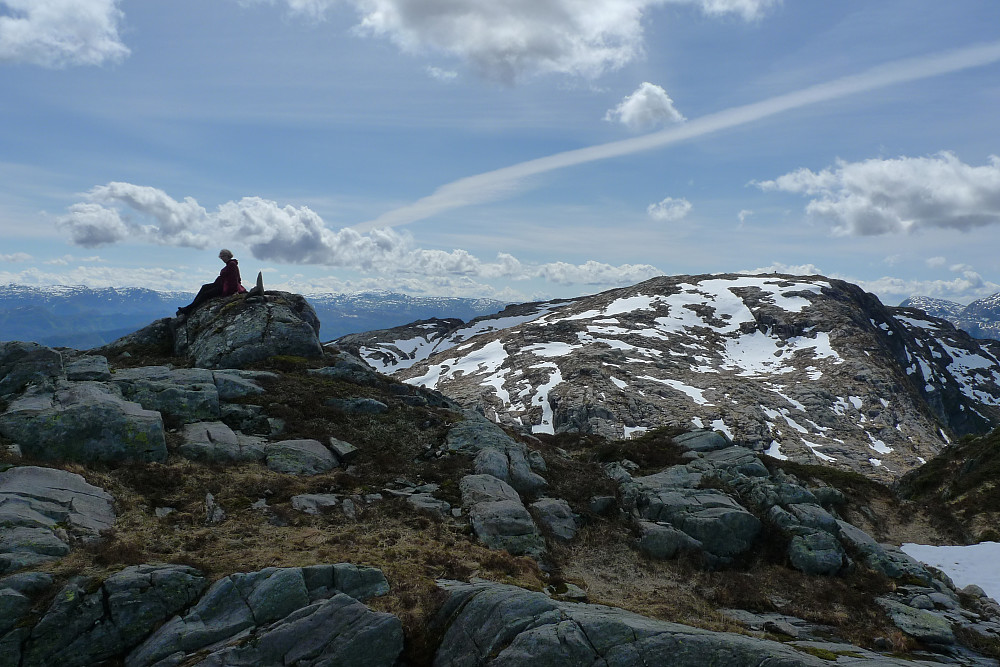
(2, 0, 1000, 305)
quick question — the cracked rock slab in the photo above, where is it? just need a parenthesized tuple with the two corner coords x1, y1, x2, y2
(21, 564, 205, 667)
(432, 580, 829, 667)
(0, 466, 114, 574)
(179, 421, 266, 463)
(127, 564, 389, 667)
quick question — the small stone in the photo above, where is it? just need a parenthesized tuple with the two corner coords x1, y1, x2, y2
(155, 507, 176, 518)
(342, 498, 357, 520)
(328, 437, 359, 463)
(588, 496, 615, 514)
(205, 493, 226, 525)
(763, 619, 799, 638)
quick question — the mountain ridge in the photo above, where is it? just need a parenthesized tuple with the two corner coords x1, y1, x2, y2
(336, 273, 1000, 482)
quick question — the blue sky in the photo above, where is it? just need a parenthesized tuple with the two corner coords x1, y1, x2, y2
(2, 0, 1000, 305)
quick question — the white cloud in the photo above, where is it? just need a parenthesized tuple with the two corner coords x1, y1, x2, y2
(58, 182, 663, 288)
(858, 273, 999, 305)
(756, 152, 1000, 236)
(353, 0, 655, 82)
(745, 262, 825, 276)
(743, 261, 998, 305)
(883, 254, 900, 267)
(534, 260, 662, 285)
(426, 65, 457, 81)
(0, 252, 32, 262)
(605, 82, 685, 130)
(680, 0, 780, 21)
(358, 42, 1000, 230)
(926, 256, 947, 269)
(254, 0, 777, 83)
(0, 0, 129, 67)
(737, 209, 753, 225)
(646, 196, 692, 221)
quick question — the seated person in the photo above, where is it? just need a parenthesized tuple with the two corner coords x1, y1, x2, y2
(176, 249, 247, 317)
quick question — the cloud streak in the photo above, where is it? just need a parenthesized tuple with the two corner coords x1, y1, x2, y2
(354, 41, 1000, 231)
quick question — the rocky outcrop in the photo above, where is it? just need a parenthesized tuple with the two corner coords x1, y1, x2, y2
(173, 291, 322, 369)
(447, 413, 547, 495)
(126, 563, 396, 667)
(0, 466, 115, 574)
(179, 421, 266, 462)
(0, 342, 63, 397)
(432, 580, 831, 666)
(18, 564, 206, 667)
(0, 381, 166, 463)
(349, 274, 1000, 481)
(461, 474, 544, 557)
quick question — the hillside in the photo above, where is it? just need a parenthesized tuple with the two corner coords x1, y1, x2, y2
(1, 287, 999, 665)
(338, 273, 1000, 482)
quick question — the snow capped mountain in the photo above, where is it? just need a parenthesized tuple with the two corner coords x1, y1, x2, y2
(900, 293, 1000, 341)
(337, 274, 1000, 481)
(0, 284, 507, 349)
(898, 296, 966, 322)
(0, 284, 193, 348)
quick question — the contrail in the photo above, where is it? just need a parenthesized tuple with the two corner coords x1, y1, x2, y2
(354, 41, 1000, 232)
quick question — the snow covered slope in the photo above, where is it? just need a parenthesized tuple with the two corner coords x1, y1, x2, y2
(339, 274, 1000, 481)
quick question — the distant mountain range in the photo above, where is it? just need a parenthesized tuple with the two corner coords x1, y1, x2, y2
(336, 274, 1000, 481)
(899, 294, 1000, 340)
(0, 284, 507, 348)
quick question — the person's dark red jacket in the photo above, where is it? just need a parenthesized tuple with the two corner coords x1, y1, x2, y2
(214, 259, 247, 296)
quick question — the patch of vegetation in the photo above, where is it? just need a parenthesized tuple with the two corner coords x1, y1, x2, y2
(536, 425, 688, 475)
(899, 430, 1000, 506)
(768, 459, 892, 503)
(953, 623, 1000, 661)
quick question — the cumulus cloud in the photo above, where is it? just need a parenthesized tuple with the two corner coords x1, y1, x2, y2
(755, 152, 1000, 236)
(646, 196, 692, 221)
(742, 260, 998, 305)
(0, 0, 129, 67)
(745, 262, 825, 277)
(0, 252, 32, 262)
(858, 273, 1000, 304)
(253, 0, 778, 82)
(58, 182, 663, 288)
(926, 256, 947, 268)
(534, 260, 662, 285)
(605, 82, 685, 130)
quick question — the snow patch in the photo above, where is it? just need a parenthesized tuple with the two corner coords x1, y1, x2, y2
(901, 542, 1000, 601)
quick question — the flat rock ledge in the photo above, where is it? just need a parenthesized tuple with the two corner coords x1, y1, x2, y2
(432, 580, 831, 666)
(0, 466, 115, 575)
